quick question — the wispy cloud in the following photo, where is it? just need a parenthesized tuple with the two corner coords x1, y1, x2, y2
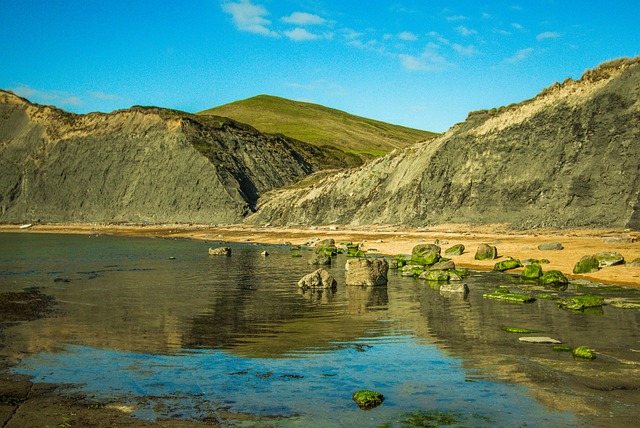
(446, 15, 468, 22)
(284, 28, 320, 41)
(282, 12, 326, 26)
(536, 31, 561, 41)
(511, 23, 524, 30)
(398, 31, 418, 41)
(399, 43, 452, 71)
(505, 47, 533, 63)
(88, 91, 121, 100)
(10, 85, 84, 107)
(456, 25, 477, 36)
(452, 43, 477, 56)
(221, 0, 279, 37)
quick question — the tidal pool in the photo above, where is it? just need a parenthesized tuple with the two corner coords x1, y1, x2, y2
(1, 233, 639, 426)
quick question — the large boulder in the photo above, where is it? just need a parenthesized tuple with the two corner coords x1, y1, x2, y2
(411, 244, 441, 266)
(521, 263, 543, 280)
(298, 269, 337, 290)
(573, 255, 600, 274)
(593, 251, 625, 267)
(208, 247, 231, 256)
(540, 270, 569, 287)
(429, 259, 456, 271)
(474, 244, 498, 260)
(315, 238, 338, 256)
(493, 257, 522, 272)
(345, 258, 389, 286)
(309, 252, 332, 266)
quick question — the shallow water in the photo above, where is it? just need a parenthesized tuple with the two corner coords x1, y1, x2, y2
(1, 233, 639, 426)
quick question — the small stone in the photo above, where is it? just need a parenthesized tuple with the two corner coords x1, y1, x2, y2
(298, 269, 337, 290)
(352, 390, 384, 410)
(208, 247, 231, 256)
(572, 346, 596, 359)
(493, 257, 522, 272)
(518, 337, 562, 344)
(444, 244, 465, 256)
(538, 242, 564, 251)
(474, 244, 498, 260)
(440, 283, 469, 293)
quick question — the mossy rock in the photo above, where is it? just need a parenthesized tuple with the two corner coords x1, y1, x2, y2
(411, 244, 441, 266)
(537, 293, 558, 300)
(474, 244, 498, 260)
(315, 239, 337, 255)
(540, 270, 568, 288)
(450, 268, 470, 278)
(292, 253, 303, 258)
(501, 327, 541, 334)
(593, 251, 625, 267)
(444, 244, 465, 256)
(423, 270, 450, 282)
(493, 257, 522, 272)
(403, 265, 425, 277)
(400, 410, 460, 427)
(558, 294, 604, 311)
(352, 390, 384, 410)
(572, 346, 596, 359)
(553, 345, 573, 352)
(483, 289, 535, 304)
(521, 263, 543, 280)
(573, 255, 600, 274)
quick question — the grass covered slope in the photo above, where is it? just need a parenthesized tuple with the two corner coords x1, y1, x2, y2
(198, 95, 436, 165)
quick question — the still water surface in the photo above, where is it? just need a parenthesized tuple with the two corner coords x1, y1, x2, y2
(1, 233, 639, 426)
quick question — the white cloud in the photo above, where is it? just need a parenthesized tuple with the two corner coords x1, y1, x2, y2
(282, 12, 326, 26)
(10, 85, 84, 107)
(505, 47, 533, 63)
(398, 31, 418, 41)
(511, 23, 524, 30)
(456, 25, 477, 36)
(284, 27, 319, 41)
(452, 43, 477, 56)
(446, 15, 468, 21)
(536, 31, 561, 41)
(399, 43, 452, 71)
(221, 0, 279, 37)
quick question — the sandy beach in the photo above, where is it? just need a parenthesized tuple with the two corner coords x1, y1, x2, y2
(3, 222, 639, 287)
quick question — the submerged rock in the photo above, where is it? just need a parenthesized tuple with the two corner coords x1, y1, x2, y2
(558, 294, 604, 311)
(423, 270, 450, 282)
(298, 269, 337, 290)
(483, 289, 535, 303)
(444, 244, 465, 256)
(411, 244, 441, 266)
(440, 283, 469, 293)
(209, 247, 232, 256)
(572, 346, 596, 359)
(573, 255, 600, 274)
(352, 390, 384, 410)
(315, 239, 338, 256)
(474, 244, 498, 260)
(308, 252, 332, 266)
(518, 336, 562, 344)
(345, 258, 389, 286)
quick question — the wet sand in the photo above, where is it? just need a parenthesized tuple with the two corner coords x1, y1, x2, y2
(2, 222, 639, 286)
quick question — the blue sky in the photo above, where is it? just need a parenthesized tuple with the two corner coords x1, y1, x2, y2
(1, 1, 638, 132)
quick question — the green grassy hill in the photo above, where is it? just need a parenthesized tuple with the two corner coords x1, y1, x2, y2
(198, 95, 436, 165)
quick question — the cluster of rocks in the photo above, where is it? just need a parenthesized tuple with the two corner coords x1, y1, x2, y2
(573, 251, 637, 274)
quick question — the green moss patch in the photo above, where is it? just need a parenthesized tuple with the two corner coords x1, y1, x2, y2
(400, 409, 460, 427)
(493, 258, 522, 272)
(501, 327, 541, 334)
(558, 294, 604, 311)
(553, 346, 573, 352)
(352, 390, 384, 410)
(572, 346, 596, 359)
(483, 289, 535, 304)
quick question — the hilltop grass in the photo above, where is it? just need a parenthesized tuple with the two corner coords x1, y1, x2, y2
(198, 95, 436, 164)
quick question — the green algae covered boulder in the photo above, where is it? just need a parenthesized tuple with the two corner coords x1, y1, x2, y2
(444, 244, 465, 256)
(593, 251, 625, 267)
(572, 346, 596, 359)
(474, 244, 498, 260)
(493, 257, 522, 272)
(423, 270, 450, 282)
(411, 244, 441, 266)
(483, 289, 535, 304)
(540, 270, 568, 287)
(521, 263, 543, 280)
(352, 390, 384, 410)
(573, 255, 600, 274)
(558, 294, 604, 311)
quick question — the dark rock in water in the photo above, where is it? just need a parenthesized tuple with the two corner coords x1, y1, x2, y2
(540, 270, 569, 288)
(209, 247, 231, 256)
(483, 289, 535, 303)
(429, 259, 455, 271)
(411, 244, 441, 266)
(444, 244, 465, 256)
(493, 257, 522, 272)
(345, 258, 388, 286)
(521, 263, 543, 280)
(538, 242, 564, 251)
(352, 390, 384, 410)
(261, 251, 269, 256)
(474, 244, 497, 260)
(573, 255, 600, 274)
(593, 251, 625, 267)
(298, 268, 337, 290)
(308, 252, 332, 266)
(440, 283, 469, 294)
(387, 259, 399, 269)
(628, 258, 640, 267)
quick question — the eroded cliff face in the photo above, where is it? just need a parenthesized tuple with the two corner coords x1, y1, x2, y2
(249, 58, 640, 229)
(0, 91, 318, 224)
